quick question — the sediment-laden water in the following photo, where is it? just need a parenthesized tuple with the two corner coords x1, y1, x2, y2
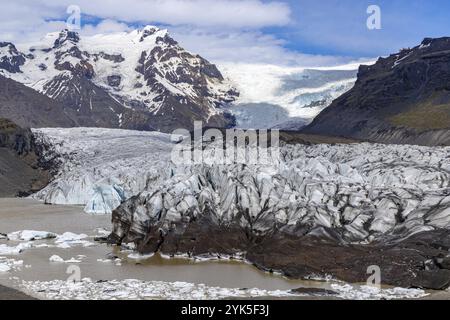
(0, 198, 438, 300)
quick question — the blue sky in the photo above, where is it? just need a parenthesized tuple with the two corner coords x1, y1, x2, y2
(273, 0, 450, 57)
(1, 0, 450, 66)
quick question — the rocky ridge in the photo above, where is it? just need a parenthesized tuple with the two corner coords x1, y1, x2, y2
(0, 119, 49, 196)
(303, 37, 450, 146)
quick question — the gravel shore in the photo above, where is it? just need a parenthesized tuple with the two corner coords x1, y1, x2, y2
(0, 285, 36, 300)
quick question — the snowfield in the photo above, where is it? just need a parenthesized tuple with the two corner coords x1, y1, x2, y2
(32, 127, 450, 243)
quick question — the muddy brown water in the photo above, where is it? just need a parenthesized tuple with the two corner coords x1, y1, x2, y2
(0, 198, 333, 297)
(0, 198, 448, 300)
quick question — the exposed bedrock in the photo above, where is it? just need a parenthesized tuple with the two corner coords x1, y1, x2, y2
(110, 219, 450, 290)
(303, 37, 450, 146)
(0, 119, 50, 196)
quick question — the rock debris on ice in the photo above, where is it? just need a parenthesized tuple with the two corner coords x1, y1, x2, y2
(30, 127, 450, 243)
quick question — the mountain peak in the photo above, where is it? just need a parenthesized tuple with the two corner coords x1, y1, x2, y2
(53, 29, 80, 48)
(137, 25, 167, 42)
(140, 25, 160, 34)
(421, 36, 450, 46)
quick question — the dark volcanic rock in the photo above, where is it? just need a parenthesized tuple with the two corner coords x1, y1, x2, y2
(412, 270, 450, 290)
(42, 73, 154, 131)
(95, 52, 125, 63)
(303, 37, 450, 146)
(0, 119, 50, 197)
(107, 75, 121, 87)
(133, 32, 237, 131)
(109, 214, 450, 289)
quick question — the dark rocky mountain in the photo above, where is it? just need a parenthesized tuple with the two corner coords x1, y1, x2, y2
(0, 27, 238, 132)
(0, 74, 76, 128)
(0, 119, 49, 197)
(303, 37, 450, 146)
(0, 42, 26, 73)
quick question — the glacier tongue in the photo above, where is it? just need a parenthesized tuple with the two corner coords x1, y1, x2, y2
(31, 127, 450, 243)
(111, 141, 450, 244)
(31, 127, 177, 214)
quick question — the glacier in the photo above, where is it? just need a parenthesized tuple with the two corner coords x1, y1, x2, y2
(31, 127, 450, 243)
(111, 141, 450, 244)
(221, 63, 364, 129)
(32, 127, 177, 214)
(28, 127, 450, 289)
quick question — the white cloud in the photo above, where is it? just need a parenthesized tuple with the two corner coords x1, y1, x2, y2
(9, 0, 290, 29)
(81, 19, 132, 36)
(172, 27, 358, 67)
(0, 0, 358, 67)
(0, 0, 291, 44)
(65, 0, 290, 28)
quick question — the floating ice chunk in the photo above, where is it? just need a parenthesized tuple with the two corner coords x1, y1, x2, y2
(95, 228, 111, 236)
(54, 232, 94, 248)
(0, 257, 24, 272)
(7, 230, 57, 241)
(34, 243, 54, 248)
(49, 255, 82, 263)
(0, 264, 11, 272)
(49, 255, 64, 263)
(55, 232, 87, 242)
(0, 242, 33, 255)
(331, 284, 427, 300)
(127, 253, 154, 260)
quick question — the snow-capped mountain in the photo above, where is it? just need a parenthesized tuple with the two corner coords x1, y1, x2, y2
(0, 27, 238, 132)
(220, 63, 360, 129)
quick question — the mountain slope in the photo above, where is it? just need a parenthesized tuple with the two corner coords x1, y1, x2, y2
(303, 38, 450, 146)
(0, 27, 237, 132)
(0, 119, 49, 197)
(0, 74, 76, 128)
